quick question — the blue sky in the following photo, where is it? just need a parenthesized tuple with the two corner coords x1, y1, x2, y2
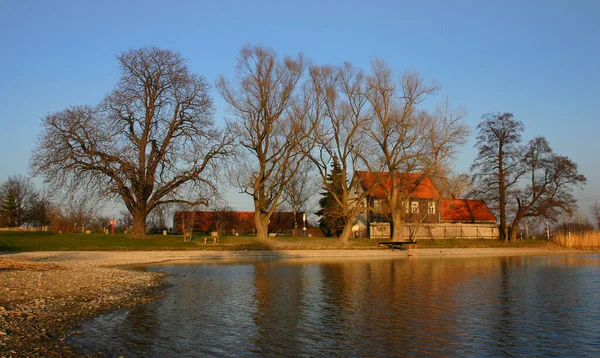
(1, 0, 598, 215)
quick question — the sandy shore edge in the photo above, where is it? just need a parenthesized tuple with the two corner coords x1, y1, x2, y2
(0, 247, 588, 356)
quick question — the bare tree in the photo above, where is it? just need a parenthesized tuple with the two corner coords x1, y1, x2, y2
(118, 210, 134, 232)
(507, 137, 586, 241)
(90, 215, 112, 233)
(282, 160, 319, 236)
(217, 45, 312, 241)
(304, 63, 381, 242)
(66, 194, 100, 233)
(28, 188, 53, 227)
(554, 211, 594, 234)
(209, 200, 235, 235)
(471, 114, 586, 242)
(44, 192, 101, 233)
(147, 204, 171, 233)
(434, 172, 473, 199)
(471, 113, 525, 242)
(366, 60, 468, 241)
(591, 201, 600, 230)
(175, 203, 201, 241)
(0, 175, 38, 227)
(46, 206, 71, 233)
(31, 47, 234, 237)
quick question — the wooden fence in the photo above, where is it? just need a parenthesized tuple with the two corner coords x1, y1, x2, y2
(368, 223, 499, 240)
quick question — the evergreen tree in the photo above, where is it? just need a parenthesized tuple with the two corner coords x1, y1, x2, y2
(0, 175, 38, 227)
(0, 189, 18, 227)
(316, 157, 346, 237)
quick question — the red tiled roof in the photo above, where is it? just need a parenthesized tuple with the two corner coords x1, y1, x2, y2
(441, 199, 496, 223)
(355, 171, 441, 199)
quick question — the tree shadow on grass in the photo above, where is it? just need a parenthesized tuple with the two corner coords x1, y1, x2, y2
(0, 245, 21, 253)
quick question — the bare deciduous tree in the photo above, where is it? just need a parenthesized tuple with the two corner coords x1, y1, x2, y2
(66, 194, 101, 233)
(554, 211, 594, 234)
(434, 172, 473, 199)
(507, 137, 586, 241)
(118, 210, 134, 232)
(282, 160, 319, 236)
(471, 114, 586, 242)
(147, 204, 171, 234)
(44, 193, 102, 233)
(366, 60, 468, 241)
(591, 201, 600, 230)
(217, 45, 312, 241)
(471, 112, 525, 242)
(28, 188, 53, 227)
(208, 200, 235, 235)
(31, 47, 234, 237)
(305, 63, 381, 242)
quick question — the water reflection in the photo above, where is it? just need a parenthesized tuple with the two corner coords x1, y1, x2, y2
(70, 255, 600, 357)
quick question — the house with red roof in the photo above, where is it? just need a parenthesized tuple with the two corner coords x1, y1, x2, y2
(352, 171, 496, 239)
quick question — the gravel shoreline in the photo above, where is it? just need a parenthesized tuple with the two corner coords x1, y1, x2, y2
(0, 247, 584, 356)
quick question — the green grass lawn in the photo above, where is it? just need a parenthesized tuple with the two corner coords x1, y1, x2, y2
(0, 231, 555, 252)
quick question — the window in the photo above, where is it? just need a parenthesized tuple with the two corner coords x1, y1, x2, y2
(411, 201, 419, 214)
(405, 201, 410, 213)
(428, 201, 436, 214)
(373, 199, 383, 211)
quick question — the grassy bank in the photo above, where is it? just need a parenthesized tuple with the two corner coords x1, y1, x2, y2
(0, 231, 381, 251)
(0, 231, 557, 252)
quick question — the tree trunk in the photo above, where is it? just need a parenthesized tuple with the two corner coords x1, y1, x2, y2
(131, 209, 147, 237)
(391, 211, 405, 242)
(498, 144, 508, 242)
(292, 207, 298, 237)
(508, 226, 518, 242)
(497, 224, 506, 242)
(338, 219, 354, 244)
(508, 217, 521, 242)
(254, 211, 269, 241)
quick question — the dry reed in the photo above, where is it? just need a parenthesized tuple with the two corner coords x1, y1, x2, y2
(553, 231, 600, 249)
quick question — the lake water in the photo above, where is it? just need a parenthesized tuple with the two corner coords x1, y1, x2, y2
(69, 254, 600, 357)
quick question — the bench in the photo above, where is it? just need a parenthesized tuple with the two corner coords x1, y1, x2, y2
(379, 241, 418, 254)
(203, 236, 218, 245)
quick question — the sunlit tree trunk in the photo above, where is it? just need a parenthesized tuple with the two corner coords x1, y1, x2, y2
(254, 211, 270, 241)
(338, 219, 354, 244)
(391, 210, 405, 242)
(131, 207, 148, 237)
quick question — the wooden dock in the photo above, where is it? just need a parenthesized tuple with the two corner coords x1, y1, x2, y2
(378, 241, 418, 255)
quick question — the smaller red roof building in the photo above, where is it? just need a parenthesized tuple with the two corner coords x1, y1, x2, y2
(440, 199, 496, 223)
(173, 211, 307, 235)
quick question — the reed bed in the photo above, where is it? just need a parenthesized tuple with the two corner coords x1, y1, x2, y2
(553, 231, 600, 249)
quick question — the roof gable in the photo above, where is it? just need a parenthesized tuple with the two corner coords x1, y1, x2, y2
(355, 171, 441, 199)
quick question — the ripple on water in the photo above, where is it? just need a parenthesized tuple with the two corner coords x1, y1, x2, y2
(69, 254, 600, 357)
